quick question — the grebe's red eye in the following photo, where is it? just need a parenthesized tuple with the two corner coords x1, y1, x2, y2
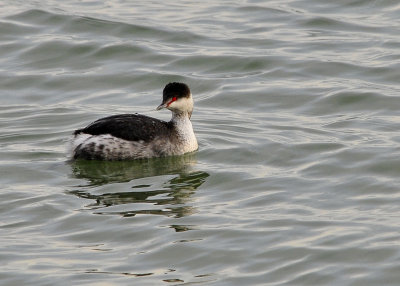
(167, 96, 177, 107)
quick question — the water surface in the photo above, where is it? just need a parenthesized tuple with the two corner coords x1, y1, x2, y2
(1, 1, 400, 285)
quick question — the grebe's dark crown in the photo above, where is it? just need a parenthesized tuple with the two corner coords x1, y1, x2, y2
(162, 82, 191, 102)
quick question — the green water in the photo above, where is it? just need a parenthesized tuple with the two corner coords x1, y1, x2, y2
(1, 1, 400, 285)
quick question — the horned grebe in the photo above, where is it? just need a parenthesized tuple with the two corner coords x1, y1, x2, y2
(71, 82, 198, 160)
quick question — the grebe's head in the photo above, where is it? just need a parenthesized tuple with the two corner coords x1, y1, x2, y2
(156, 82, 193, 118)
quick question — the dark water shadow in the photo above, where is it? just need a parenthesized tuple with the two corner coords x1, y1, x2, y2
(67, 153, 209, 219)
(70, 152, 201, 186)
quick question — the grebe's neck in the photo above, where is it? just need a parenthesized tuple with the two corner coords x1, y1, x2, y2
(171, 111, 192, 123)
(169, 110, 197, 152)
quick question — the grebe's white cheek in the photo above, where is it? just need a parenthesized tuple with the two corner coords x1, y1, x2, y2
(169, 94, 193, 113)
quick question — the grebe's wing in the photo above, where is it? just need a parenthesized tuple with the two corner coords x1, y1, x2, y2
(74, 114, 172, 142)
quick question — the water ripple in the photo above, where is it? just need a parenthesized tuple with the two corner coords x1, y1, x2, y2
(1, 1, 400, 285)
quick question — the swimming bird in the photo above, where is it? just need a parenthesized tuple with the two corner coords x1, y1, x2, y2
(71, 82, 198, 160)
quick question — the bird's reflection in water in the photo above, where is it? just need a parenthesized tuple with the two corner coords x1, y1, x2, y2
(68, 153, 209, 219)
